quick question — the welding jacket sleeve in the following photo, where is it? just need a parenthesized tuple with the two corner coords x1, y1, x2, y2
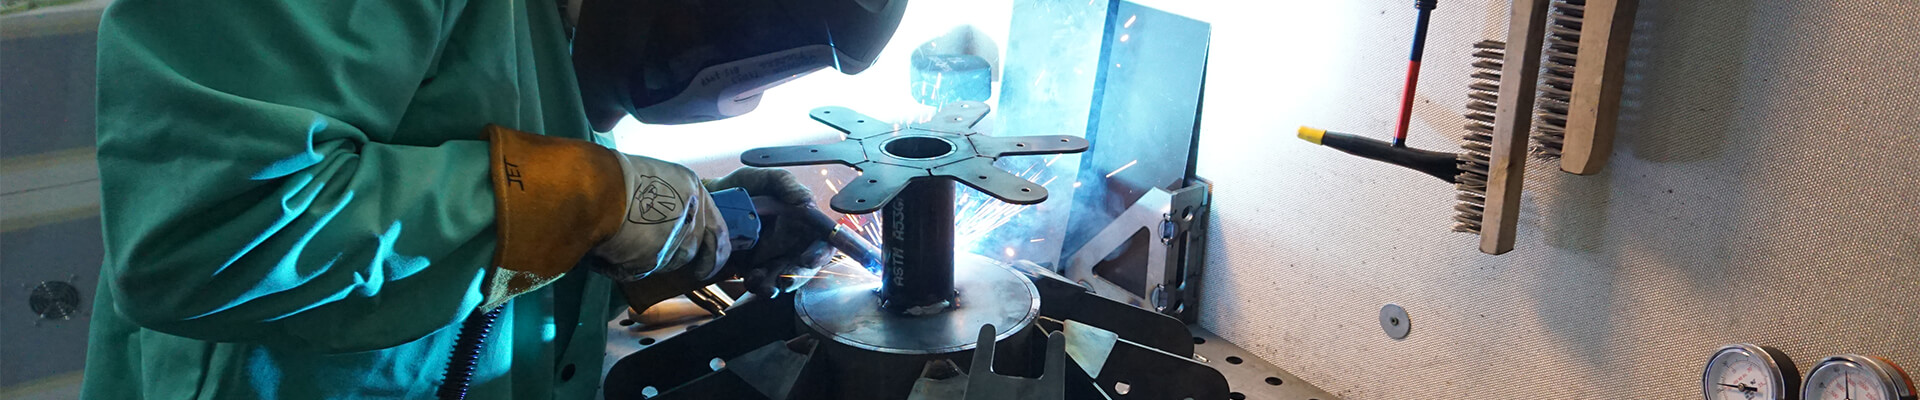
(93, 0, 590, 353)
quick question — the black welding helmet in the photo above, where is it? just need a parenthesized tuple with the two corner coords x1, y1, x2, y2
(574, 0, 908, 125)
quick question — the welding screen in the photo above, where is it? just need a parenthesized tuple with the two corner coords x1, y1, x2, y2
(1058, 2, 1210, 263)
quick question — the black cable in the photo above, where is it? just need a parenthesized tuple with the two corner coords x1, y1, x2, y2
(437, 305, 504, 400)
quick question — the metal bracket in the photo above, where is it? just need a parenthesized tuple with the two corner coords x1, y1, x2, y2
(1190, 327, 1341, 400)
(1061, 179, 1212, 323)
(742, 101, 1088, 215)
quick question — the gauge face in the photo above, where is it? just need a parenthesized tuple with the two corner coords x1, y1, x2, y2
(1704, 344, 1799, 400)
(1803, 355, 1916, 400)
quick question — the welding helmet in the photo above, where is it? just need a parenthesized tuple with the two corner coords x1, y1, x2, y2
(573, 0, 908, 125)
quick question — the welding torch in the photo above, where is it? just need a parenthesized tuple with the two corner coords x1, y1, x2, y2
(747, 195, 884, 274)
(621, 187, 883, 319)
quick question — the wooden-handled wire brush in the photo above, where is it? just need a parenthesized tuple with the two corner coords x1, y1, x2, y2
(1298, 0, 1554, 255)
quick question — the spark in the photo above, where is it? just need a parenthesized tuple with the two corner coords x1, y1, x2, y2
(1044, 154, 1061, 167)
(952, 158, 1055, 250)
(1119, 34, 1130, 42)
(820, 168, 830, 176)
(825, 178, 840, 194)
(1073, 181, 1083, 188)
(1105, 160, 1138, 179)
(1003, 247, 1017, 257)
(1030, 238, 1045, 243)
(1124, 15, 1137, 28)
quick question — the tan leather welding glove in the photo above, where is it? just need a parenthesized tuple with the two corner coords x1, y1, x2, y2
(483, 125, 728, 310)
(592, 151, 730, 284)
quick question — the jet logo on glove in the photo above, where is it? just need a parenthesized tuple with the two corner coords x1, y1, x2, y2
(627, 175, 684, 224)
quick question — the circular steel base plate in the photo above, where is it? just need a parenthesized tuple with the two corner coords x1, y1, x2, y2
(796, 254, 1040, 355)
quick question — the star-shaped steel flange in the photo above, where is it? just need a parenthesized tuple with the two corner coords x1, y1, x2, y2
(741, 101, 1089, 214)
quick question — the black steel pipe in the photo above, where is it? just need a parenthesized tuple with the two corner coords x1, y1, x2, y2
(878, 179, 956, 313)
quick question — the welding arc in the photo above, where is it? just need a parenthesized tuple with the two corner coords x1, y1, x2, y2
(1393, 0, 1442, 147)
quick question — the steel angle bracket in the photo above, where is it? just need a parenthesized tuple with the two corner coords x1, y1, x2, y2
(1062, 179, 1213, 323)
(1012, 260, 1195, 357)
(639, 337, 825, 400)
(605, 295, 801, 399)
(741, 101, 1089, 214)
(906, 325, 1073, 400)
(1057, 320, 1230, 400)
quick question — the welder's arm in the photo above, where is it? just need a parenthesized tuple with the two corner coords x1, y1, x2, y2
(96, 0, 510, 353)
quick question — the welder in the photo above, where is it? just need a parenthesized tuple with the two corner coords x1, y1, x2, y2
(81, 0, 904, 398)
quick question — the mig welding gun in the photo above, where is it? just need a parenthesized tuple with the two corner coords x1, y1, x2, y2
(620, 187, 882, 318)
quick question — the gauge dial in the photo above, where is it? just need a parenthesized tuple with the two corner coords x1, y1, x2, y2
(1704, 344, 1801, 400)
(1803, 355, 1916, 400)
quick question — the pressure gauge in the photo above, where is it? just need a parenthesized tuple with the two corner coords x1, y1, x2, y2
(1802, 355, 1916, 400)
(1703, 344, 1801, 400)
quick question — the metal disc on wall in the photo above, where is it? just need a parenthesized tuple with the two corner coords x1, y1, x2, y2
(1380, 303, 1411, 340)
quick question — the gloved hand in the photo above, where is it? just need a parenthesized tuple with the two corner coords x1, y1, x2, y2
(730, 206, 836, 296)
(479, 125, 728, 310)
(589, 153, 730, 282)
(704, 167, 835, 296)
(703, 166, 814, 206)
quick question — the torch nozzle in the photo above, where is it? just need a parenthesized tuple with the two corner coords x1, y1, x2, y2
(752, 196, 885, 268)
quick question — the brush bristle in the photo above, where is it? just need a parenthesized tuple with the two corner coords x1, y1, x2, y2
(1532, 0, 1586, 159)
(1456, 40, 1506, 234)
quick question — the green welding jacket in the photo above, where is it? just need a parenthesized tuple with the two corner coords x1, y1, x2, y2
(83, 0, 623, 398)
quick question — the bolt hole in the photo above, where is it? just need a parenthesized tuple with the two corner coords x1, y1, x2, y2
(1192, 337, 1206, 345)
(1226, 356, 1243, 364)
(1391, 317, 1401, 326)
(857, 199, 867, 203)
(1266, 377, 1284, 386)
(618, 319, 635, 326)
(1113, 381, 1131, 395)
(1229, 392, 1246, 400)
(1061, 138, 1070, 142)
(810, 149, 819, 153)
(709, 358, 726, 371)
(638, 337, 656, 345)
(823, 111, 832, 114)
(760, 155, 771, 159)
(1020, 187, 1033, 192)
(1016, 143, 1027, 147)
(857, 120, 866, 123)
(868, 179, 878, 183)
(978, 175, 989, 180)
